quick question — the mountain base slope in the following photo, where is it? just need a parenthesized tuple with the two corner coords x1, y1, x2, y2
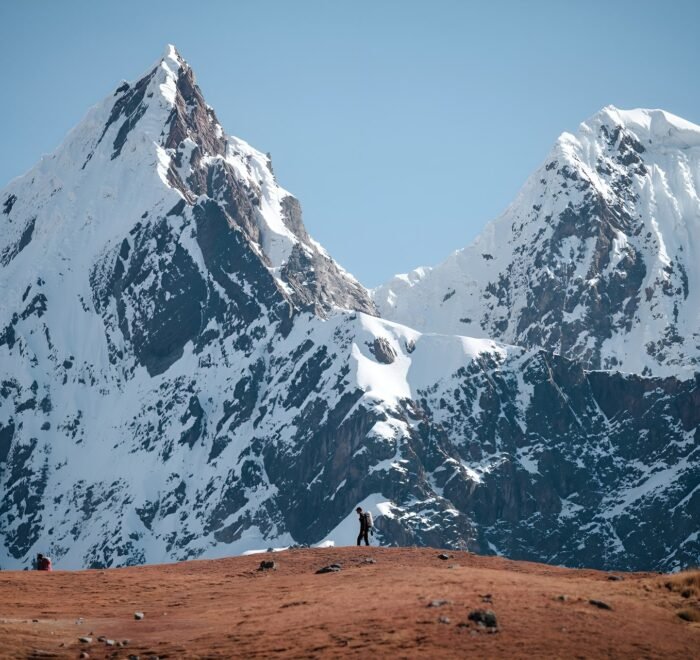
(0, 547, 698, 658)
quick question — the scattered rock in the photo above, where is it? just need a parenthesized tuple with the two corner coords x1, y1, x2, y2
(128, 655, 140, 660)
(316, 564, 342, 574)
(427, 599, 452, 608)
(79, 653, 90, 659)
(607, 575, 624, 581)
(481, 593, 493, 603)
(589, 599, 613, 610)
(258, 560, 276, 571)
(361, 558, 376, 564)
(437, 553, 451, 560)
(438, 616, 451, 624)
(467, 609, 498, 628)
(681, 589, 692, 598)
(121, 639, 131, 646)
(32, 618, 39, 623)
(556, 595, 569, 602)
(134, 611, 145, 620)
(105, 639, 116, 646)
(78, 637, 93, 644)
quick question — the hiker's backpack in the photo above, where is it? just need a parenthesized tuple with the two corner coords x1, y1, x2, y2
(364, 511, 374, 528)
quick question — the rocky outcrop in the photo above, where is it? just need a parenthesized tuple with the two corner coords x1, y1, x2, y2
(369, 338, 396, 364)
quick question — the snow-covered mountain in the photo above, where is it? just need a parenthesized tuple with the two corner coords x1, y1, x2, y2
(1, 48, 697, 572)
(1, 46, 374, 330)
(374, 106, 700, 378)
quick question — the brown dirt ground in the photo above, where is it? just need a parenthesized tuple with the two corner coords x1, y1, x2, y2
(0, 547, 698, 659)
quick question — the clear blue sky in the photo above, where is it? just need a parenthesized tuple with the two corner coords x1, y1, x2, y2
(2, 0, 699, 287)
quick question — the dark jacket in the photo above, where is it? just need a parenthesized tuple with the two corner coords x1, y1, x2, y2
(358, 512, 370, 532)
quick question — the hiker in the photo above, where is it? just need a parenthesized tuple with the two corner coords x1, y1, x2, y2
(356, 507, 373, 546)
(35, 553, 53, 571)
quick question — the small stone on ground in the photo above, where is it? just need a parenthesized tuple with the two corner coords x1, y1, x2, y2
(589, 599, 613, 610)
(316, 564, 342, 574)
(467, 609, 498, 628)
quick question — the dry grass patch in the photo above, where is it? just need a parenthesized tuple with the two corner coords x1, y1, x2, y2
(662, 569, 700, 599)
(661, 570, 700, 623)
(677, 608, 700, 623)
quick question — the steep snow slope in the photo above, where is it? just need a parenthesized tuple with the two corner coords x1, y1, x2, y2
(0, 45, 374, 328)
(0, 50, 697, 573)
(374, 106, 700, 377)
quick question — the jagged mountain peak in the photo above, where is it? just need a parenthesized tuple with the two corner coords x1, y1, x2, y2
(162, 42, 183, 64)
(587, 105, 700, 144)
(375, 106, 700, 377)
(1, 45, 376, 318)
(551, 105, 700, 168)
(545, 106, 700, 193)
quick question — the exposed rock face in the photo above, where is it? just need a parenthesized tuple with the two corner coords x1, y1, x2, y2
(369, 337, 396, 364)
(0, 49, 697, 572)
(374, 106, 700, 378)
